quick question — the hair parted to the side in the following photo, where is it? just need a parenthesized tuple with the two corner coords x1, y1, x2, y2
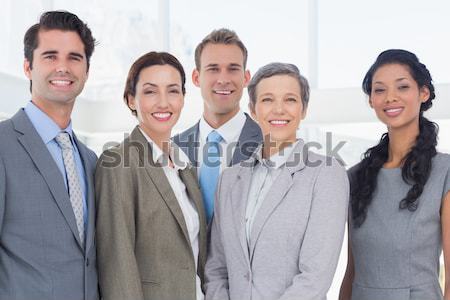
(351, 49, 438, 228)
(194, 28, 248, 70)
(24, 10, 96, 70)
(247, 62, 310, 113)
(123, 51, 186, 116)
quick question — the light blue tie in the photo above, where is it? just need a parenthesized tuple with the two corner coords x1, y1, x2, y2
(199, 130, 223, 223)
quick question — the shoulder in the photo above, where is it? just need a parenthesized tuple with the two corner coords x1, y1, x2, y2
(173, 122, 199, 144)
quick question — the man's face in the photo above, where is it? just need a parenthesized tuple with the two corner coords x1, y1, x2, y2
(24, 29, 88, 108)
(192, 43, 250, 120)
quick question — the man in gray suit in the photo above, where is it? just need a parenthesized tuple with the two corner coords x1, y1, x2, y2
(0, 11, 98, 300)
(173, 29, 262, 223)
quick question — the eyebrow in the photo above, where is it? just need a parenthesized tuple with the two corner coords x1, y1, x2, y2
(40, 50, 84, 59)
(142, 83, 181, 88)
(373, 77, 409, 85)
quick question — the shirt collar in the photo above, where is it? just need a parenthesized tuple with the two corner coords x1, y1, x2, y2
(254, 140, 300, 170)
(199, 110, 246, 143)
(138, 127, 189, 170)
(24, 101, 74, 144)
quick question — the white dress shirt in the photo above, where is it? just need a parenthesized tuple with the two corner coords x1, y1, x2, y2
(198, 110, 246, 173)
(245, 141, 299, 246)
(139, 129, 204, 300)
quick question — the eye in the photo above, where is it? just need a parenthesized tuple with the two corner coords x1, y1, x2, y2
(206, 67, 219, 72)
(229, 66, 241, 71)
(169, 89, 180, 94)
(144, 90, 156, 95)
(261, 97, 272, 102)
(44, 55, 56, 60)
(286, 97, 297, 102)
(373, 88, 385, 94)
(398, 85, 410, 90)
(70, 56, 82, 61)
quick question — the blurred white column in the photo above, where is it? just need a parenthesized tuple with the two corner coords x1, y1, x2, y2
(308, 0, 319, 88)
(159, 0, 170, 51)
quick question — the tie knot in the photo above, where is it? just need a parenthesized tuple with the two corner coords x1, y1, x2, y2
(55, 131, 72, 150)
(207, 130, 222, 143)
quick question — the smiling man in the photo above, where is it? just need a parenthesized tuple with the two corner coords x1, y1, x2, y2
(174, 29, 263, 224)
(0, 11, 98, 300)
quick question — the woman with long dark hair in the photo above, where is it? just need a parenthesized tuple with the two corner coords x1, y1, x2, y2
(339, 49, 450, 300)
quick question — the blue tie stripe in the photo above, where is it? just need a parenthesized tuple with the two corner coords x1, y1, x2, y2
(199, 131, 223, 223)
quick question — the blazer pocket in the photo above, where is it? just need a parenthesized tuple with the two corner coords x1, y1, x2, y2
(141, 278, 161, 286)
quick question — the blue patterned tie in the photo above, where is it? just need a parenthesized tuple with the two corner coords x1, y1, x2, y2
(199, 130, 223, 223)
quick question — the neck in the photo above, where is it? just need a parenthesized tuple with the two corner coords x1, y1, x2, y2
(202, 107, 239, 129)
(385, 121, 420, 168)
(32, 98, 74, 129)
(262, 135, 295, 159)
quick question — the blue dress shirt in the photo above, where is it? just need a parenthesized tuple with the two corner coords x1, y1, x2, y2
(24, 101, 88, 228)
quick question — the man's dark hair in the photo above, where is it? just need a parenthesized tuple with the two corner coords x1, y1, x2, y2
(24, 10, 96, 70)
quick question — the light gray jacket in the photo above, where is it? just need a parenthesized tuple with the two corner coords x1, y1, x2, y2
(205, 141, 349, 300)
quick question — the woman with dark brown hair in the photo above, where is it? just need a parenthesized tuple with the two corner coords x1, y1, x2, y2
(95, 51, 207, 300)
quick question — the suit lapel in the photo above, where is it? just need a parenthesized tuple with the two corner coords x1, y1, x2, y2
(230, 164, 254, 266)
(132, 128, 191, 245)
(74, 134, 95, 253)
(13, 110, 83, 249)
(231, 114, 262, 166)
(173, 123, 200, 170)
(178, 166, 207, 281)
(248, 141, 306, 262)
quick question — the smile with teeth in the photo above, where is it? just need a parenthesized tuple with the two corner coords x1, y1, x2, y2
(384, 107, 404, 117)
(50, 80, 72, 86)
(152, 112, 172, 121)
(214, 90, 232, 95)
(269, 120, 289, 126)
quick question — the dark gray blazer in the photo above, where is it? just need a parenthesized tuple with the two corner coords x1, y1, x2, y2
(173, 113, 263, 169)
(0, 109, 98, 300)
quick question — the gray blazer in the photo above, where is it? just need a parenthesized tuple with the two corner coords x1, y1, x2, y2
(0, 109, 98, 300)
(95, 127, 207, 300)
(173, 113, 263, 168)
(205, 141, 349, 300)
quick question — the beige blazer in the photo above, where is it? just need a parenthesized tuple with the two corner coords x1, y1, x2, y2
(95, 127, 207, 300)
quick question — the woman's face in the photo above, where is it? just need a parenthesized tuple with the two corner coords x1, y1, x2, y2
(369, 63, 430, 131)
(128, 64, 184, 140)
(251, 74, 305, 146)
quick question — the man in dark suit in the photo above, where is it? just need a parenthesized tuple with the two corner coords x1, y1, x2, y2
(173, 29, 262, 223)
(0, 11, 98, 300)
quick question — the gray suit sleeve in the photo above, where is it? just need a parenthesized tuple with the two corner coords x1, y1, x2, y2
(204, 172, 231, 300)
(95, 153, 144, 300)
(0, 156, 5, 234)
(279, 159, 349, 300)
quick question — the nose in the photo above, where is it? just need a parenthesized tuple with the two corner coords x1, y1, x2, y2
(216, 70, 231, 85)
(272, 99, 284, 114)
(386, 89, 398, 103)
(157, 92, 170, 108)
(55, 60, 69, 74)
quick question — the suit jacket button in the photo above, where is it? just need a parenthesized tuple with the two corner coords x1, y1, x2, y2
(86, 258, 90, 267)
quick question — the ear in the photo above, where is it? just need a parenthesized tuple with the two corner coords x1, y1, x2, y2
(192, 69, 200, 87)
(368, 97, 374, 108)
(420, 86, 431, 103)
(248, 102, 257, 121)
(23, 59, 32, 80)
(127, 95, 136, 110)
(300, 104, 307, 120)
(243, 70, 251, 87)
